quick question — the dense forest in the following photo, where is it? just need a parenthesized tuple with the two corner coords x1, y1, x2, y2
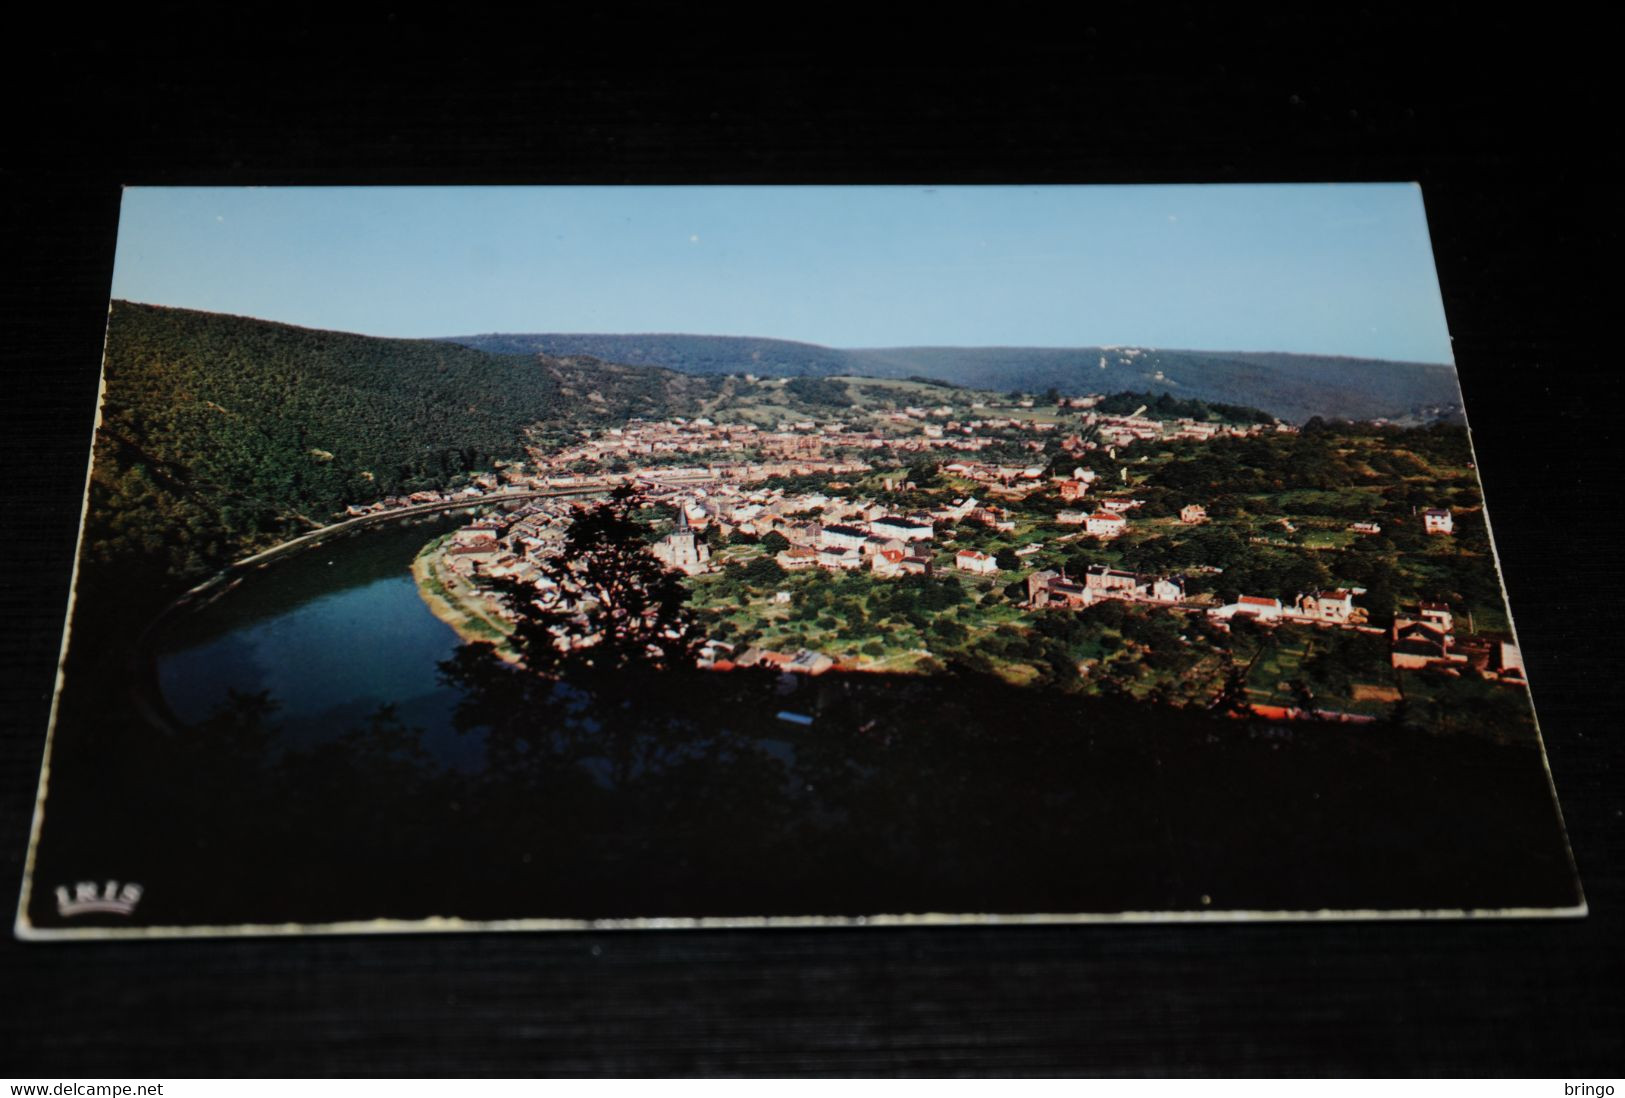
(781, 376, 854, 407)
(449, 333, 1462, 424)
(81, 303, 716, 613)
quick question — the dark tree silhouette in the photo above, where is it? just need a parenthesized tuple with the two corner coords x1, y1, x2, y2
(485, 486, 703, 679)
(438, 487, 711, 790)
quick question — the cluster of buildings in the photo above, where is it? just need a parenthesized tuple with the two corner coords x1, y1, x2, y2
(517, 407, 1088, 485)
(494, 393, 1304, 502)
(700, 644, 838, 676)
(514, 417, 877, 486)
(1077, 409, 1295, 448)
(774, 510, 939, 575)
(343, 478, 500, 517)
(941, 460, 1054, 489)
(1209, 589, 1368, 626)
(1025, 561, 1375, 631)
(430, 497, 596, 623)
(1027, 565, 1187, 609)
(1056, 507, 1133, 538)
(385, 388, 1505, 706)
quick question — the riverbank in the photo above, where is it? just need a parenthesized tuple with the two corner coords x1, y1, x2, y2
(410, 535, 520, 663)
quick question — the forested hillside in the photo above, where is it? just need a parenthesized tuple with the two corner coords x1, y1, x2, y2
(446, 333, 1461, 424)
(80, 303, 713, 609)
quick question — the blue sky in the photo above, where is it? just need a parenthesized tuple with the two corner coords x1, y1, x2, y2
(112, 184, 1454, 363)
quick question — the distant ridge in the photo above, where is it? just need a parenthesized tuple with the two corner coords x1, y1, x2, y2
(452, 332, 858, 380)
(447, 333, 1461, 424)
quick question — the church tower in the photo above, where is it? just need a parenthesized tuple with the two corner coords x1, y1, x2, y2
(671, 505, 697, 558)
(652, 503, 711, 575)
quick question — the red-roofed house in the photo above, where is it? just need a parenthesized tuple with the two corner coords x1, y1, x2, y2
(871, 548, 907, 577)
(1085, 511, 1127, 538)
(955, 549, 998, 575)
(1225, 595, 1283, 621)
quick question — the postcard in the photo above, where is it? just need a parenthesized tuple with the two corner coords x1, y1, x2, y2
(16, 184, 1584, 938)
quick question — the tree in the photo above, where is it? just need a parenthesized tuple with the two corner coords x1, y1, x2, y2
(1211, 660, 1253, 716)
(743, 554, 787, 584)
(906, 460, 941, 487)
(484, 486, 703, 679)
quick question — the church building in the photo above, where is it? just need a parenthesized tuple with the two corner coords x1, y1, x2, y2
(651, 507, 713, 575)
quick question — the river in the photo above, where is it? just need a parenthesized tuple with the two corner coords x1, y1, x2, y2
(152, 513, 490, 770)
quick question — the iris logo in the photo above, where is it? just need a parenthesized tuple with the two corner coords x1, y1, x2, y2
(54, 880, 143, 917)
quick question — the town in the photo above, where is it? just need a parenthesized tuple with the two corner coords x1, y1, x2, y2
(338, 381, 1525, 729)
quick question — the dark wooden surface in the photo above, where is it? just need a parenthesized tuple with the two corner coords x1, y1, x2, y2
(3, 14, 1620, 1076)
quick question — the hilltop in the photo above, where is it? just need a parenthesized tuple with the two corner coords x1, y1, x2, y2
(446, 333, 1462, 424)
(455, 332, 857, 379)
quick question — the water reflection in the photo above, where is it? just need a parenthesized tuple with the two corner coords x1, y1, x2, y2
(153, 516, 487, 770)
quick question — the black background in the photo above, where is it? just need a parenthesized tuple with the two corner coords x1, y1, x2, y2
(2, 11, 1620, 1077)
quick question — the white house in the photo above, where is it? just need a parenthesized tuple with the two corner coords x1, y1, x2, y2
(1084, 565, 1142, 594)
(955, 549, 999, 575)
(1085, 511, 1127, 538)
(1419, 602, 1454, 635)
(1212, 595, 1283, 621)
(1149, 576, 1187, 603)
(1292, 589, 1362, 624)
(817, 546, 864, 571)
(776, 547, 818, 571)
(871, 515, 934, 541)
(1423, 508, 1454, 535)
(819, 523, 870, 552)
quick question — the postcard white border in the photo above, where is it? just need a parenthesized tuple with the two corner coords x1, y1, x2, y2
(14, 185, 1588, 943)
